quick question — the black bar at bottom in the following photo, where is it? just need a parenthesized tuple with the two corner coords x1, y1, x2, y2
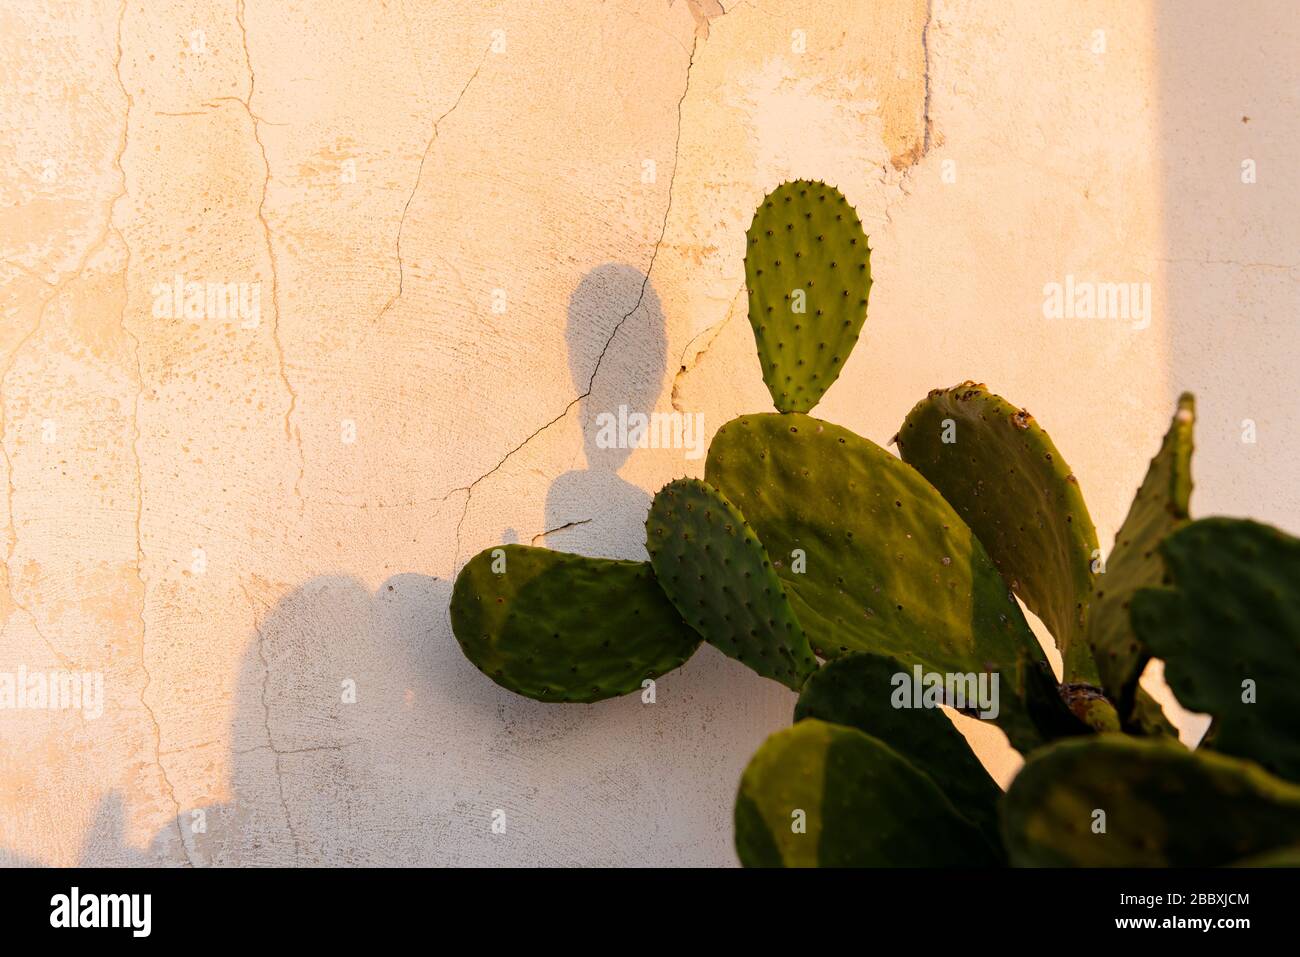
(0, 865, 1288, 941)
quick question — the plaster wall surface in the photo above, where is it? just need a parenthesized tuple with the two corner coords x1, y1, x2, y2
(0, 0, 1295, 865)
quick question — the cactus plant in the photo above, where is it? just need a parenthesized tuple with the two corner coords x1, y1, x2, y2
(896, 382, 1101, 684)
(735, 391, 1300, 866)
(645, 478, 817, 690)
(794, 652, 1003, 848)
(1089, 393, 1195, 719)
(444, 177, 1300, 869)
(744, 180, 871, 413)
(1001, 735, 1300, 866)
(1131, 517, 1300, 783)
(450, 544, 701, 702)
(897, 385, 1190, 734)
(706, 410, 1052, 752)
(735, 718, 1001, 867)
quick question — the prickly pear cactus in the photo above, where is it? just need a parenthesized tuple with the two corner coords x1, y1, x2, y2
(706, 411, 1051, 753)
(744, 180, 871, 413)
(1089, 394, 1195, 718)
(646, 478, 817, 690)
(794, 652, 1003, 847)
(897, 382, 1100, 683)
(1002, 735, 1300, 866)
(450, 544, 701, 702)
(735, 718, 1002, 867)
(1131, 518, 1300, 782)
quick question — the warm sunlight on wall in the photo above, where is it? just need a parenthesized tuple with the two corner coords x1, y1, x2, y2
(2, 1, 1294, 865)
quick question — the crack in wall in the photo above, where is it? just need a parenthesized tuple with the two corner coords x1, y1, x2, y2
(882, 0, 937, 225)
(109, 0, 195, 868)
(921, 0, 934, 154)
(374, 44, 492, 326)
(233, 0, 305, 515)
(234, 742, 358, 758)
(240, 582, 302, 863)
(445, 35, 701, 589)
(673, 0, 727, 39)
(669, 283, 743, 412)
(530, 519, 592, 545)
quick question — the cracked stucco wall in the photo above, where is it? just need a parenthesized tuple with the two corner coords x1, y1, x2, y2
(1, 0, 1296, 865)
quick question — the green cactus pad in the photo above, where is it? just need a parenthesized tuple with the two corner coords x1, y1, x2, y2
(744, 180, 871, 413)
(897, 382, 1100, 682)
(794, 652, 1004, 847)
(1131, 518, 1300, 782)
(1002, 734, 1300, 866)
(735, 718, 1001, 867)
(1127, 687, 1180, 738)
(1087, 394, 1195, 719)
(706, 412, 1050, 753)
(645, 478, 817, 690)
(450, 544, 701, 703)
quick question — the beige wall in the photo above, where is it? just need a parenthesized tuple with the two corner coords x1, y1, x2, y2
(1, 0, 1295, 865)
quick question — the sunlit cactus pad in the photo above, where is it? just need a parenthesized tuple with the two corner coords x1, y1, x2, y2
(1090, 393, 1195, 716)
(898, 382, 1099, 682)
(706, 411, 1050, 752)
(450, 544, 701, 703)
(744, 180, 871, 413)
(646, 478, 816, 690)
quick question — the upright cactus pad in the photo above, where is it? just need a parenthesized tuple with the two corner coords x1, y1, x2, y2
(706, 412, 1050, 753)
(1002, 735, 1300, 866)
(735, 718, 1001, 867)
(794, 652, 1004, 848)
(1131, 518, 1300, 782)
(1089, 394, 1195, 717)
(897, 382, 1100, 682)
(450, 544, 701, 702)
(744, 180, 871, 413)
(646, 478, 817, 690)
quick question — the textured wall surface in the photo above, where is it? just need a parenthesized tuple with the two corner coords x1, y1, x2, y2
(1, 0, 1295, 865)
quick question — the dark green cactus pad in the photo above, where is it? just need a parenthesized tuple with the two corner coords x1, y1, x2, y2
(1089, 394, 1195, 718)
(646, 478, 817, 690)
(1002, 734, 1300, 866)
(1131, 518, 1300, 782)
(449, 544, 701, 703)
(794, 652, 1004, 848)
(1127, 687, 1180, 738)
(744, 180, 871, 414)
(706, 412, 1050, 753)
(735, 718, 1002, 867)
(897, 382, 1100, 683)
